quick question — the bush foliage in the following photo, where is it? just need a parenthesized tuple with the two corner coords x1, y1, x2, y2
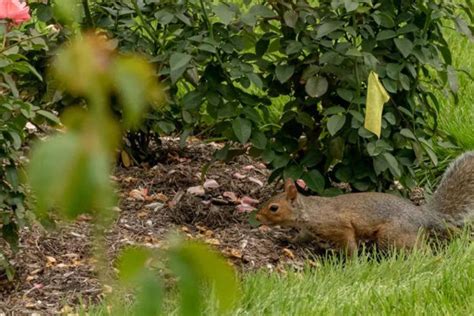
(83, 0, 472, 194)
(0, 13, 59, 274)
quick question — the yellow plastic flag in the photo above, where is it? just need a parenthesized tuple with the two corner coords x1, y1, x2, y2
(364, 71, 390, 138)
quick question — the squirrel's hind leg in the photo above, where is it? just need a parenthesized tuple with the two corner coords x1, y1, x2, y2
(328, 228, 358, 256)
(375, 224, 419, 252)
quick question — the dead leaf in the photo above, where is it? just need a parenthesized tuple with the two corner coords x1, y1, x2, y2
(230, 248, 242, 259)
(282, 248, 295, 259)
(236, 204, 256, 212)
(187, 185, 205, 196)
(241, 196, 260, 206)
(169, 190, 185, 208)
(145, 202, 165, 211)
(205, 238, 221, 246)
(248, 177, 264, 187)
(223, 191, 239, 203)
(129, 188, 148, 201)
(154, 193, 169, 202)
(233, 172, 246, 180)
(46, 256, 57, 267)
(203, 179, 220, 190)
(137, 211, 149, 218)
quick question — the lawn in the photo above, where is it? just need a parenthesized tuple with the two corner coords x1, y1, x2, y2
(87, 234, 473, 315)
(438, 28, 474, 150)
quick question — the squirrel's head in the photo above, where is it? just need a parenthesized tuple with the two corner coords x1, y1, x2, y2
(256, 179, 298, 226)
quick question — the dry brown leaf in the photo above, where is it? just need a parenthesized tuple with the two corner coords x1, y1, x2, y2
(230, 248, 242, 259)
(186, 185, 205, 196)
(282, 248, 295, 259)
(205, 238, 221, 246)
(129, 188, 148, 201)
(155, 193, 169, 202)
(46, 256, 57, 266)
(241, 196, 260, 206)
(248, 177, 264, 187)
(137, 211, 149, 218)
(223, 191, 239, 203)
(233, 172, 246, 180)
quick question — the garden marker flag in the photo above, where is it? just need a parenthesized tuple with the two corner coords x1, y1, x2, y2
(364, 71, 390, 138)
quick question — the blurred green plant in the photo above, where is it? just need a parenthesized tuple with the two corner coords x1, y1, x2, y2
(26, 32, 239, 315)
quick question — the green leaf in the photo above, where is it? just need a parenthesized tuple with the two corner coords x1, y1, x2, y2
(255, 39, 269, 57)
(284, 164, 304, 180)
(168, 241, 240, 314)
(213, 4, 235, 25)
(285, 41, 303, 55)
(112, 56, 162, 127)
(376, 30, 396, 41)
(117, 247, 152, 285)
(37, 110, 60, 124)
(247, 73, 263, 89)
(400, 128, 416, 140)
(447, 66, 459, 93)
(305, 76, 328, 98)
(454, 17, 473, 40)
(8, 131, 22, 150)
(232, 117, 252, 144)
(169, 53, 192, 84)
(275, 65, 295, 83)
(28, 132, 116, 219)
(251, 130, 267, 149)
(302, 169, 325, 193)
(181, 89, 205, 110)
(316, 21, 344, 39)
(132, 277, 163, 316)
(394, 38, 413, 58)
(344, 0, 359, 12)
(283, 10, 298, 28)
(382, 153, 401, 178)
(327, 115, 346, 136)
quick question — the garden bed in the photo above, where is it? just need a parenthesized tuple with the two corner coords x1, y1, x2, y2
(0, 138, 323, 314)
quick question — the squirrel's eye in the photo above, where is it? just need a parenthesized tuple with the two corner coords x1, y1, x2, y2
(269, 204, 279, 212)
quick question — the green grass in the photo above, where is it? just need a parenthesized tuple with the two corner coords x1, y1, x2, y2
(437, 27, 474, 150)
(86, 235, 474, 316)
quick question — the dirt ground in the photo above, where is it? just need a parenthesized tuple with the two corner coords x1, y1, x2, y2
(0, 138, 325, 314)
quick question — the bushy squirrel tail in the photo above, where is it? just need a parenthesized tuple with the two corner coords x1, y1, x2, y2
(427, 151, 474, 226)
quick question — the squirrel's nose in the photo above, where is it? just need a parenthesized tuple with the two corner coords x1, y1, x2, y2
(255, 214, 262, 221)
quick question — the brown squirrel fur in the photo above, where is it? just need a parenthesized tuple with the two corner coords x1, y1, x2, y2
(256, 151, 474, 255)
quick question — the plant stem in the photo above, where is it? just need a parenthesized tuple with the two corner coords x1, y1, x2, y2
(82, 0, 95, 29)
(131, 0, 159, 44)
(0, 33, 46, 54)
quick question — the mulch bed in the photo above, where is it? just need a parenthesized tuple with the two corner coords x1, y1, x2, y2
(0, 138, 323, 314)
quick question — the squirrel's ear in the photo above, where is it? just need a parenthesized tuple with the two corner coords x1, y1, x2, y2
(284, 178, 297, 201)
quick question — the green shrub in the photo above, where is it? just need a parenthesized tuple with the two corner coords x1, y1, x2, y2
(83, 0, 472, 194)
(0, 12, 59, 276)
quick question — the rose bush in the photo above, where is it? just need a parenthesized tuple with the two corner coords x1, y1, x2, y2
(0, 0, 58, 278)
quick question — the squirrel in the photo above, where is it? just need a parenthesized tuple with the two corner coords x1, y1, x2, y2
(256, 151, 474, 255)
